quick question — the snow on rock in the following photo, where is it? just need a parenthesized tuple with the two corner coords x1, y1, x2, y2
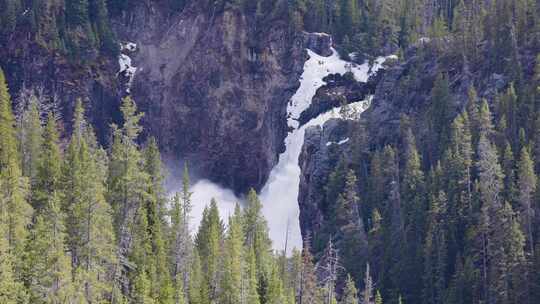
(326, 137, 350, 146)
(287, 48, 386, 129)
(118, 43, 138, 93)
(121, 42, 137, 52)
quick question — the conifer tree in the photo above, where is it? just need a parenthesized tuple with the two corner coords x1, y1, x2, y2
(266, 260, 286, 304)
(501, 142, 517, 204)
(33, 113, 62, 211)
(336, 170, 367, 280)
(142, 137, 173, 303)
(62, 100, 117, 303)
(319, 239, 339, 304)
(244, 188, 272, 271)
(195, 199, 223, 301)
(246, 244, 261, 304)
(477, 99, 494, 139)
(0, 220, 27, 304)
(107, 96, 149, 290)
(188, 250, 205, 304)
(340, 274, 358, 304)
(25, 193, 76, 303)
(517, 147, 536, 255)
(476, 134, 507, 303)
(18, 96, 42, 186)
(298, 239, 322, 304)
(0, 67, 32, 272)
(423, 191, 448, 304)
(375, 291, 383, 304)
(444, 112, 473, 260)
(428, 73, 452, 159)
(221, 204, 244, 304)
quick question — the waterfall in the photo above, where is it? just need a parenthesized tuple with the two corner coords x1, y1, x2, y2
(185, 47, 389, 254)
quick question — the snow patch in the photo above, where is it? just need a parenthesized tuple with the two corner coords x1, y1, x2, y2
(121, 42, 137, 52)
(118, 42, 138, 93)
(287, 48, 386, 129)
(326, 137, 350, 146)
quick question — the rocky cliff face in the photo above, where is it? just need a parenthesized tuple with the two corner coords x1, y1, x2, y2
(115, 1, 310, 193)
(0, 25, 122, 142)
(298, 118, 354, 240)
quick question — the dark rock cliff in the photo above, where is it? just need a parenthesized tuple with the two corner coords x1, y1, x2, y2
(114, 1, 310, 193)
(299, 118, 354, 240)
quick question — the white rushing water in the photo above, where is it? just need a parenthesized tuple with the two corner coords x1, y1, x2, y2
(185, 47, 389, 254)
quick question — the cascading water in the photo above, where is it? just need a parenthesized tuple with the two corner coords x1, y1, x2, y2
(184, 44, 390, 254)
(259, 48, 388, 254)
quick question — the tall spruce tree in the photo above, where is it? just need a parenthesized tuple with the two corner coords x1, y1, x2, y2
(340, 274, 358, 304)
(195, 199, 224, 302)
(62, 100, 117, 303)
(0, 68, 32, 273)
(24, 192, 77, 303)
(517, 147, 537, 255)
(220, 204, 244, 304)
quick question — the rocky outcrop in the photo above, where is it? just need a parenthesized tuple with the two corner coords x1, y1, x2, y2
(297, 70, 384, 126)
(298, 119, 353, 240)
(0, 28, 122, 142)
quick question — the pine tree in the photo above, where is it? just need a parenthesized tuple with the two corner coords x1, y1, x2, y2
(62, 100, 117, 303)
(501, 142, 517, 204)
(340, 274, 358, 304)
(477, 99, 494, 139)
(33, 113, 62, 212)
(298, 239, 322, 304)
(18, 96, 42, 186)
(375, 291, 383, 304)
(244, 189, 271, 259)
(336, 170, 367, 280)
(170, 164, 194, 304)
(0, 67, 33, 272)
(516, 147, 536, 255)
(143, 137, 173, 303)
(443, 112, 473, 262)
(476, 134, 508, 304)
(401, 127, 426, 302)
(246, 244, 261, 304)
(107, 96, 149, 288)
(195, 199, 223, 302)
(428, 73, 452, 159)
(0, 220, 27, 304)
(221, 204, 244, 304)
(423, 191, 448, 304)
(266, 260, 286, 304)
(188, 250, 205, 304)
(25, 192, 76, 303)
